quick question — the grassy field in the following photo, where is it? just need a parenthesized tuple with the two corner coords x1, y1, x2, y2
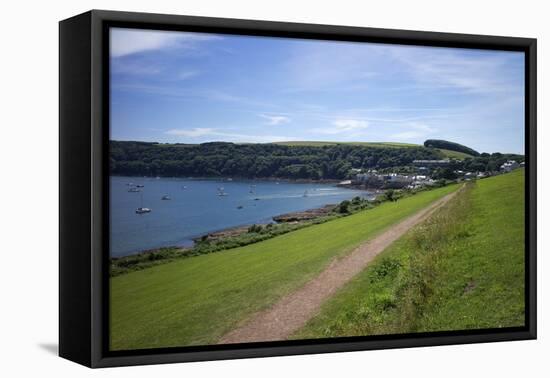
(437, 148, 475, 160)
(110, 184, 458, 350)
(272, 141, 420, 148)
(294, 169, 525, 339)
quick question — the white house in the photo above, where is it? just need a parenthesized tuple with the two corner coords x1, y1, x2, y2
(500, 160, 519, 172)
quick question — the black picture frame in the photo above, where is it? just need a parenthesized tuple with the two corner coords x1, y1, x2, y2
(59, 9, 537, 368)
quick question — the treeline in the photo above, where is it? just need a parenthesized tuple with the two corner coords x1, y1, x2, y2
(424, 139, 480, 157)
(110, 141, 442, 180)
(456, 152, 524, 172)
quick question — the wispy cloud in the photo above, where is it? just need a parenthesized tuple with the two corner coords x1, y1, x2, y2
(259, 114, 290, 125)
(165, 128, 216, 138)
(112, 84, 275, 108)
(110, 28, 220, 58)
(391, 123, 436, 140)
(390, 47, 524, 94)
(333, 119, 369, 131)
(311, 119, 369, 135)
(178, 70, 200, 80)
(165, 128, 296, 143)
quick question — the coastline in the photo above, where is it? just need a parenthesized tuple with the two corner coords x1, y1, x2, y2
(111, 201, 345, 261)
(111, 175, 376, 258)
(109, 174, 461, 277)
(110, 173, 345, 185)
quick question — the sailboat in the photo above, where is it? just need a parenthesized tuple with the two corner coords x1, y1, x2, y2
(217, 187, 228, 196)
(136, 192, 151, 214)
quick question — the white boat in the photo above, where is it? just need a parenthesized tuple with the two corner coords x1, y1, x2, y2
(128, 187, 141, 192)
(136, 193, 151, 214)
(161, 195, 171, 200)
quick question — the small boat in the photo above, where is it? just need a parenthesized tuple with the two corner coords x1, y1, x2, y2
(128, 187, 141, 192)
(254, 198, 260, 201)
(237, 205, 243, 209)
(182, 186, 187, 190)
(217, 187, 228, 196)
(136, 192, 151, 214)
(303, 190, 308, 197)
(126, 182, 134, 186)
(136, 184, 144, 188)
(161, 195, 171, 200)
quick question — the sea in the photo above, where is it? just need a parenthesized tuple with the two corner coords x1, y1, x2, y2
(110, 176, 374, 257)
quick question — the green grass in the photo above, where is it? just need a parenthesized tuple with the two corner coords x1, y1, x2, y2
(294, 169, 525, 339)
(272, 141, 420, 148)
(110, 184, 458, 350)
(437, 148, 475, 160)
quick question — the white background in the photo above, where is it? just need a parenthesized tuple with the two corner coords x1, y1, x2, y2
(0, 0, 547, 376)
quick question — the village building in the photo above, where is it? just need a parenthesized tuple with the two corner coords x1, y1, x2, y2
(500, 160, 520, 172)
(412, 159, 451, 167)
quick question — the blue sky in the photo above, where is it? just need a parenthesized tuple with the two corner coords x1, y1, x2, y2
(110, 27, 525, 154)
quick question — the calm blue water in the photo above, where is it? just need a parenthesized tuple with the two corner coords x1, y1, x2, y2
(110, 176, 373, 257)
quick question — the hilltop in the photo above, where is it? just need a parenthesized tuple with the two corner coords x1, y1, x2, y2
(273, 140, 478, 160)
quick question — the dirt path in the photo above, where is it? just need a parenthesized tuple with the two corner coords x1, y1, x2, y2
(218, 187, 462, 344)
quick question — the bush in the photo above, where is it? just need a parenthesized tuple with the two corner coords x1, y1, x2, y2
(369, 258, 402, 282)
(338, 200, 351, 214)
(247, 224, 263, 233)
(384, 189, 396, 202)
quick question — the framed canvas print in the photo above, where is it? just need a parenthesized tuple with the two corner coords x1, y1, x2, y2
(59, 10, 537, 368)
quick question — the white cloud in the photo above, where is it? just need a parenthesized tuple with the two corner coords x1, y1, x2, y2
(309, 119, 369, 136)
(333, 119, 369, 131)
(178, 70, 200, 80)
(390, 46, 524, 94)
(391, 123, 436, 140)
(112, 84, 276, 108)
(165, 128, 216, 137)
(164, 128, 296, 143)
(110, 28, 219, 58)
(259, 114, 290, 125)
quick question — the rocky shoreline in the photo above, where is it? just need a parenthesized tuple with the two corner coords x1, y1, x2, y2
(194, 204, 338, 243)
(273, 204, 337, 222)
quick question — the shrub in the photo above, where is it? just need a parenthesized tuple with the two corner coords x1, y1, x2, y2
(338, 200, 351, 214)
